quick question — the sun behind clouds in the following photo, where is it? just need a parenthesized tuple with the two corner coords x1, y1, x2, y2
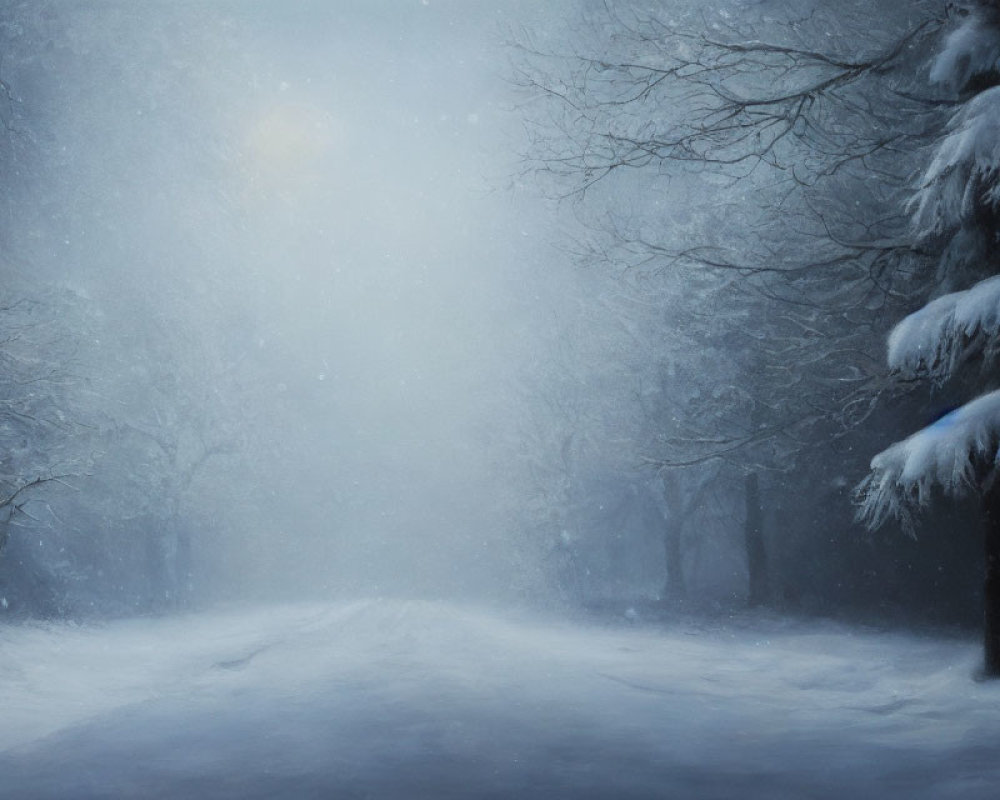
(241, 99, 345, 203)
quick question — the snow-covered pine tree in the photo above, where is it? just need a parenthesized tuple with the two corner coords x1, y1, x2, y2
(856, 1, 1000, 676)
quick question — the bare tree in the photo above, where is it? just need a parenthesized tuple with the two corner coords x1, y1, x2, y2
(513, 0, 954, 607)
(0, 286, 99, 614)
(515, 0, 945, 454)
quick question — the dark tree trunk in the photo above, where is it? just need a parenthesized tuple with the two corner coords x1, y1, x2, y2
(745, 472, 768, 608)
(663, 518, 685, 602)
(982, 478, 1000, 676)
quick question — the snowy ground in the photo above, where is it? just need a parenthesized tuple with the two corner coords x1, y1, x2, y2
(1, 600, 997, 799)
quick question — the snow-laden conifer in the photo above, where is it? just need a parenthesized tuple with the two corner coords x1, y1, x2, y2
(928, 10, 1000, 92)
(856, 389, 1000, 532)
(909, 86, 1000, 239)
(857, 5, 1000, 544)
(887, 274, 1000, 376)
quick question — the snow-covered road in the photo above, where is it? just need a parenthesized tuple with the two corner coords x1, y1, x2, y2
(1, 600, 996, 799)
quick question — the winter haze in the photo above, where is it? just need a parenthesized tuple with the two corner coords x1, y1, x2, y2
(2, 0, 583, 606)
(3, 1, 1000, 798)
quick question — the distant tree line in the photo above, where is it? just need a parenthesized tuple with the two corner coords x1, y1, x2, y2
(0, 5, 262, 619)
(515, 0, 1000, 656)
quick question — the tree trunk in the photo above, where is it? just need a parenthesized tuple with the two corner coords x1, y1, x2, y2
(175, 525, 192, 607)
(745, 472, 768, 608)
(663, 518, 685, 602)
(982, 478, 1000, 676)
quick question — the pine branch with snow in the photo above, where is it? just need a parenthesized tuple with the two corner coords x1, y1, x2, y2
(855, 389, 1000, 533)
(928, 10, 1000, 93)
(856, 7, 1000, 542)
(887, 274, 1000, 377)
(909, 86, 1000, 240)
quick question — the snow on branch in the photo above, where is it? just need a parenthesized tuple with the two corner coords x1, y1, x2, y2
(855, 389, 1000, 532)
(887, 274, 1000, 377)
(910, 86, 1000, 239)
(928, 11, 1000, 93)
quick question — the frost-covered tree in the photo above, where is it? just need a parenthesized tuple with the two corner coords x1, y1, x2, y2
(516, 0, 942, 448)
(0, 4, 272, 616)
(0, 285, 101, 615)
(857, 2, 1000, 676)
(515, 0, 943, 609)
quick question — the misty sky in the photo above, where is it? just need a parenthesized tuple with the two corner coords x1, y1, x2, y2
(4, 1, 595, 603)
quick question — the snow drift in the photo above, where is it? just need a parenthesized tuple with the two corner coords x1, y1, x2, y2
(1, 600, 996, 799)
